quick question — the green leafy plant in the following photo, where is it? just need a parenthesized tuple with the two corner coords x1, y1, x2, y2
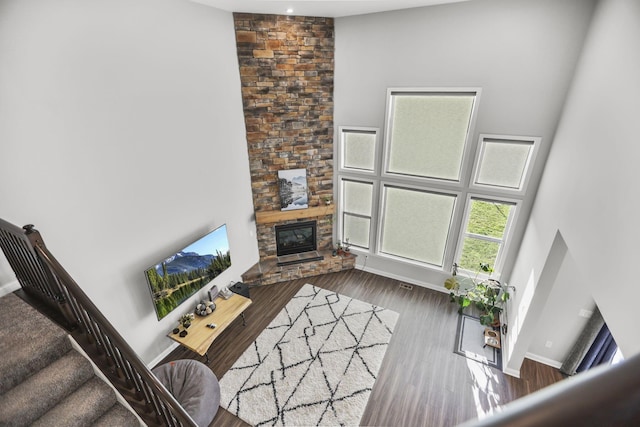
(444, 263, 511, 326)
(179, 313, 194, 328)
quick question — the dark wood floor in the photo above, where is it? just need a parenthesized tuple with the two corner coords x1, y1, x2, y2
(156, 269, 565, 427)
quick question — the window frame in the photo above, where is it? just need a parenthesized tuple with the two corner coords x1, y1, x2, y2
(338, 176, 377, 251)
(381, 88, 482, 189)
(469, 134, 540, 196)
(337, 126, 381, 177)
(454, 194, 521, 278)
(376, 182, 461, 268)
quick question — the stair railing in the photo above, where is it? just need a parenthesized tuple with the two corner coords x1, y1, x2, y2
(0, 219, 196, 427)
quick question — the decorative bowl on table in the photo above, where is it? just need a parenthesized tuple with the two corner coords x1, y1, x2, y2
(195, 299, 216, 316)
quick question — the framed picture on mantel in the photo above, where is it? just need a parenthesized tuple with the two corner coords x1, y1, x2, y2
(278, 168, 309, 211)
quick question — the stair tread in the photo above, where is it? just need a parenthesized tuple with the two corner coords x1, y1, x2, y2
(0, 293, 71, 394)
(0, 350, 95, 426)
(93, 402, 141, 427)
(31, 377, 117, 427)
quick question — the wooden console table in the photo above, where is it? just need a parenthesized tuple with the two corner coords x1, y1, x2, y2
(167, 293, 251, 361)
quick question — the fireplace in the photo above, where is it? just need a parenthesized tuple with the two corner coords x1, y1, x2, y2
(275, 220, 317, 256)
(275, 221, 324, 266)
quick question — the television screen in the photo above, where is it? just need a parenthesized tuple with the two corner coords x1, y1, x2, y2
(144, 224, 232, 321)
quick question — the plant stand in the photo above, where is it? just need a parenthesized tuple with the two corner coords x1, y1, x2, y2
(483, 328, 501, 349)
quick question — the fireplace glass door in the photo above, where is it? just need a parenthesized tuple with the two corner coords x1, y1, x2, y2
(275, 221, 317, 256)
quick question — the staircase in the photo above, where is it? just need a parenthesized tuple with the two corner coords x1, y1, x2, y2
(0, 293, 142, 426)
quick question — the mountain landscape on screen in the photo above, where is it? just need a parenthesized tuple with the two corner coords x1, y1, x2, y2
(156, 251, 216, 275)
(144, 225, 232, 320)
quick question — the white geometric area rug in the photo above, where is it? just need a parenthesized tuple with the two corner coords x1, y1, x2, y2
(219, 284, 399, 426)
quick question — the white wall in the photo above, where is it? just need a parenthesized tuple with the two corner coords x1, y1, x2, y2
(506, 0, 640, 373)
(0, 0, 258, 364)
(334, 0, 596, 290)
(525, 250, 595, 367)
(0, 256, 19, 297)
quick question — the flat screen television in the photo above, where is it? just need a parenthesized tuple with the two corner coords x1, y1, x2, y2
(144, 224, 231, 321)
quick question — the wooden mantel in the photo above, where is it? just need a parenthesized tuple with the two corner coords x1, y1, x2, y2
(255, 205, 335, 224)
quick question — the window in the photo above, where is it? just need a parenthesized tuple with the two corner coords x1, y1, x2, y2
(337, 127, 379, 250)
(340, 179, 374, 250)
(379, 186, 456, 266)
(337, 89, 538, 278)
(385, 91, 477, 182)
(339, 127, 379, 175)
(456, 198, 516, 272)
(471, 135, 539, 194)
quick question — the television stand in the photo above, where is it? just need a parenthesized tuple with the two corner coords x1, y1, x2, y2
(167, 293, 251, 362)
(277, 250, 324, 266)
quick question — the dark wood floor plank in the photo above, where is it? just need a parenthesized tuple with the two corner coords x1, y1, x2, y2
(155, 269, 564, 426)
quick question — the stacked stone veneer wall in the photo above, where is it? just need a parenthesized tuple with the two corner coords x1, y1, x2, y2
(234, 13, 344, 284)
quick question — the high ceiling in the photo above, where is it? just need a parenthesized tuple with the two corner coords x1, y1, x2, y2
(192, 0, 471, 18)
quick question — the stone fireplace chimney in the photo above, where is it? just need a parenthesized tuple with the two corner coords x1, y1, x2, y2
(233, 13, 355, 285)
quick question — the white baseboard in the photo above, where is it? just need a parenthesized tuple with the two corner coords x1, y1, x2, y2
(147, 341, 180, 369)
(525, 352, 563, 369)
(0, 280, 20, 298)
(503, 366, 521, 378)
(360, 265, 447, 294)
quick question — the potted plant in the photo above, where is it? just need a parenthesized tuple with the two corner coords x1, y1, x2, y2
(444, 263, 512, 327)
(179, 313, 195, 329)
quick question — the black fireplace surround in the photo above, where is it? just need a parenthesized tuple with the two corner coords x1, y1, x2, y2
(275, 220, 317, 256)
